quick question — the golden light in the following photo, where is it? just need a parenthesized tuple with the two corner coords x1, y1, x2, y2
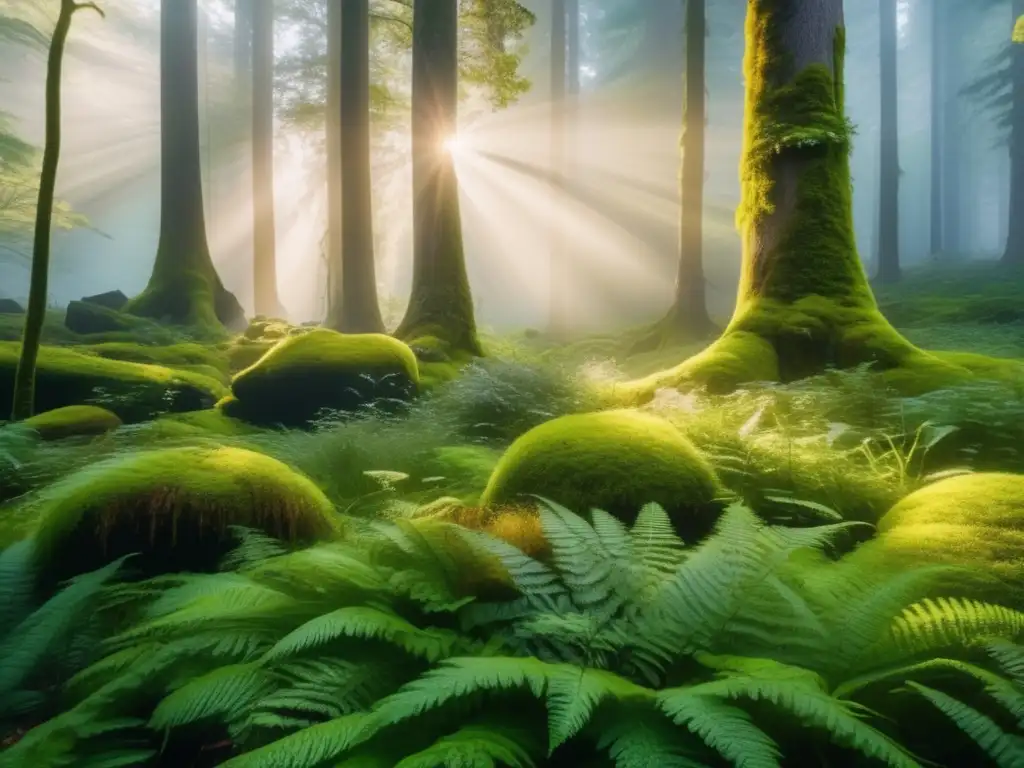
(442, 134, 465, 155)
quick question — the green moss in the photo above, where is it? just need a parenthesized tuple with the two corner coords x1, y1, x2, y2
(227, 329, 420, 427)
(0, 342, 227, 423)
(1014, 15, 1023, 43)
(78, 342, 229, 376)
(31, 445, 342, 584)
(157, 408, 264, 437)
(123, 267, 243, 333)
(480, 409, 723, 540)
(225, 338, 277, 372)
(22, 405, 121, 441)
(840, 473, 1024, 605)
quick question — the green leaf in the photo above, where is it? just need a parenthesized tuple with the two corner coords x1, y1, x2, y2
(394, 721, 540, 768)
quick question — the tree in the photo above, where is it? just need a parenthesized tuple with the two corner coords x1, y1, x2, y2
(234, 0, 251, 86)
(624, 0, 948, 400)
(251, 0, 282, 316)
(1006, 4, 1024, 263)
(394, 0, 482, 357)
(10, 0, 104, 421)
(123, 0, 244, 331)
(877, 0, 900, 282)
(325, 0, 385, 333)
(548, 0, 568, 337)
(929, 0, 942, 256)
(638, 0, 714, 350)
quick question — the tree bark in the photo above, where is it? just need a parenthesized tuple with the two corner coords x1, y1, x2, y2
(1004, 0, 1024, 264)
(929, 0, 942, 256)
(251, 0, 282, 316)
(876, 0, 900, 282)
(547, 0, 569, 337)
(124, 0, 244, 330)
(327, 0, 385, 333)
(326, 1, 342, 322)
(395, 0, 481, 356)
(11, 0, 102, 420)
(669, 0, 713, 334)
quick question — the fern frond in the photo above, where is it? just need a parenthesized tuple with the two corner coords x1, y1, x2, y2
(684, 657, 921, 768)
(372, 656, 551, 726)
(393, 721, 541, 768)
(595, 710, 707, 768)
(658, 690, 781, 768)
(262, 605, 463, 663)
(220, 526, 290, 571)
(218, 711, 377, 768)
(545, 665, 653, 751)
(0, 539, 34, 632)
(990, 640, 1024, 686)
(73, 750, 160, 768)
(892, 598, 1024, 656)
(0, 555, 128, 696)
(628, 502, 687, 583)
(150, 663, 276, 730)
(909, 682, 1024, 768)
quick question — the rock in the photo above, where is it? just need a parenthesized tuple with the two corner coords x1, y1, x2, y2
(81, 290, 129, 311)
(480, 409, 722, 540)
(224, 329, 420, 427)
(0, 299, 24, 315)
(31, 445, 343, 584)
(64, 300, 136, 335)
(0, 342, 227, 423)
(22, 405, 121, 441)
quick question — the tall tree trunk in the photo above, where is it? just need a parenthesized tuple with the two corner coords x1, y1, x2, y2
(1004, 0, 1024, 264)
(929, 0, 942, 256)
(876, 0, 900, 282)
(942, 3, 962, 257)
(327, 0, 385, 333)
(11, 0, 103, 421)
(669, 0, 713, 335)
(251, 0, 281, 316)
(326, 1, 342, 323)
(625, 0, 933, 399)
(395, 0, 481, 356)
(233, 0, 251, 88)
(547, 0, 569, 337)
(124, 0, 244, 330)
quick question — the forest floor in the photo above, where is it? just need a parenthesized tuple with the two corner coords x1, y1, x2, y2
(3, 259, 1024, 766)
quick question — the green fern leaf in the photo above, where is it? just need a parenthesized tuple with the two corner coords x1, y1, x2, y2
(394, 722, 541, 768)
(219, 711, 377, 768)
(989, 641, 1024, 686)
(909, 682, 1024, 768)
(263, 605, 462, 664)
(546, 665, 653, 751)
(0, 555, 128, 696)
(0, 539, 34, 632)
(150, 663, 276, 730)
(590, 508, 632, 561)
(658, 689, 781, 768)
(892, 598, 1024, 655)
(373, 656, 551, 726)
(596, 711, 707, 768)
(628, 502, 687, 579)
(73, 750, 160, 768)
(685, 658, 921, 768)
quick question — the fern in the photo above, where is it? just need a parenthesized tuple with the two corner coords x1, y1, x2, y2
(218, 712, 377, 768)
(910, 682, 1024, 768)
(149, 663, 277, 730)
(393, 721, 541, 768)
(891, 598, 1024, 655)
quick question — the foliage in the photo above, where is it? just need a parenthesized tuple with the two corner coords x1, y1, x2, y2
(1015, 16, 1023, 44)
(7, 499, 1024, 766)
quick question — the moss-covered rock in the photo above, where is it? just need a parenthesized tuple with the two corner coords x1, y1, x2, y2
(0, 343, 227, 423)
(31, 445, 342, 584)
(64, 300, 156, 336)
(78, 341, 229, 376)
(81, 290, 129, 311)
(480, 409, 722, 540)
(0, 299, 24, 315)
(22, 405, 121, 441)
(841, 473, 1024, 603)
(225, 329, 420, 427)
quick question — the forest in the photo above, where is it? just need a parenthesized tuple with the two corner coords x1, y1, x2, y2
(0, 0, 1023, 765)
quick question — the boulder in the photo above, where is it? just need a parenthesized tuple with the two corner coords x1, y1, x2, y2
(81, 290, 129, 311)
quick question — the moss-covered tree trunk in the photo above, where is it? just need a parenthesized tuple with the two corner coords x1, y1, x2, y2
(877, 0, 900, 283)
(124, 0, 244, 331)
(11, 0, 102, 421)
(326, 0, 385, 334)
(625, 0, 952, 400)
(395, 0, 482, 357)
(1004, 3, 1024, 264)
(251, 0, 282, 317)
(325, 1, 342, 323)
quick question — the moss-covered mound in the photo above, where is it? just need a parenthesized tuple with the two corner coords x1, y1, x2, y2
(31, 445, 342, 584)
(615, 296, 1024, 401)
(841, 473, 1024, 603)
(79, 342, 229, 377)
(22, 405, 121, 441)
(480, 409, 722, 540)
(224, 329, 420, 427)
(0, 343, 227, 423)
